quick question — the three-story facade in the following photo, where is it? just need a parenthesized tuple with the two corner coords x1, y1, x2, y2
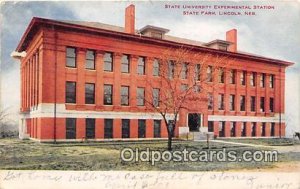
(14, 5, 293, 142)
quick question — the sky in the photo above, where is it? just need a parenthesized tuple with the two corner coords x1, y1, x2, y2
(0, 1, 299, 136)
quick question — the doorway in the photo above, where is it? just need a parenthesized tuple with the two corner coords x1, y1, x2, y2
(188, 113, 201, 132)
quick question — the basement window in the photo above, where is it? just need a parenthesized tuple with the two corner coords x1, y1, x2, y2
(154, 120, 161, 138)
(104, 119, 113, 139)
(86, 118, 95, 139)
(138, 120, 146, 138)
(122, 119, 130, 138)
(66, 118, 76, 139)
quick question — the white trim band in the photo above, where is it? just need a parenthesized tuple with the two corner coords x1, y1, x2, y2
(208, 114, 284, 123)
(21, 103, 175, 120)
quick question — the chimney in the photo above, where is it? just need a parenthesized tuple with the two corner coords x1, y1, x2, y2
(226, 29, 237, 52)
(125, 4, 135, 34)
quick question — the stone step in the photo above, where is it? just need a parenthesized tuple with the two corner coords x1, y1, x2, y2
(192, 132, 214, 140)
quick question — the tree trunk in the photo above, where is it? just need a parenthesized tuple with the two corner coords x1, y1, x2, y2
(168, 134, 172, 151)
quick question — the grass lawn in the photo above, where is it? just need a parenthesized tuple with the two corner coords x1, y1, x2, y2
(218, 138, 300, 146)
(0, 138, 299, 171)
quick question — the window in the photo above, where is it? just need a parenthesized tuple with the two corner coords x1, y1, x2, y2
(208, 92, 213, 110)
(207, 66, 213, 82)
(219, 122, 225, 137)
(250, 72, 256, 86)
(86, 118, 95, 139)
(85, 83, 95, 104)
(66, 47, 76, 68)
(104, 84, 113, 105)
(138, 120, 146, 138)
(250, 96, 256, 112)
(137, 57, 146, 75)
(240, 71, 246, 85)
(85, 50, 95, 70)
(151, 32, 163, 39)
(218, 94, 224, 110)
(153, 88, 160, 107)
(260, 97, 265, 112)
(181, 63, 188, 79)
(195, 64, 201, 81)
(104, 119, 113, 138)
(122, 119, 130, 138)
(153, 59, 160, 76)
(137, 87, 145, 106)
(271, 123, 275, 136)
(219, 45, 227, 51)
(230, 122, 236, 137)
(241, 122, 246, 137)
(270, 74, 274, 88)
(194, 85, 201, 93)
(240, 95, 245, 111)
(121, 86, 129, 106)
(261, 122, 266, 137)
(229, 69, 235, 84)
(154, 120, 161, 138)
(270, 97, 274, 112)
(168, 60, 175, 79)
(66, 81, 76, 103)
(260, 73, 265, 87)
(208, 121, 214, 132)
(218, 68, 224, 83)
(229, 94, 235, 111)
(251, 122, 256, 137)
(104, 52, 113, 72)
(181, 84, 188, 91)
(66, 118, 76, 139)
(121, 54, 130, 73)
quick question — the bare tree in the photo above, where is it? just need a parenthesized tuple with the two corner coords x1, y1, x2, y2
(141, 46, 232, 150)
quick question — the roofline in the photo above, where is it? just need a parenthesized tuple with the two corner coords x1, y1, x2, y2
(16, 17, 294, 67)
(139, 25, 170, 34)
(16, 17, 38, 52)
(205, 39, 232, 46)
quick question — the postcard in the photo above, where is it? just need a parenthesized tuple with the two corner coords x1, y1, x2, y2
(0, 0, 299, 189)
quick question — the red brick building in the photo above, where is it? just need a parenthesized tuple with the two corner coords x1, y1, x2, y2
(14, 5, 293, 142)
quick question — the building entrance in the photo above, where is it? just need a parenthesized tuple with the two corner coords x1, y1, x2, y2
(188, 113, 201, 132)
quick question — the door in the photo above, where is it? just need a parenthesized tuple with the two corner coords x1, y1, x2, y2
(188, 113, 201, 132)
